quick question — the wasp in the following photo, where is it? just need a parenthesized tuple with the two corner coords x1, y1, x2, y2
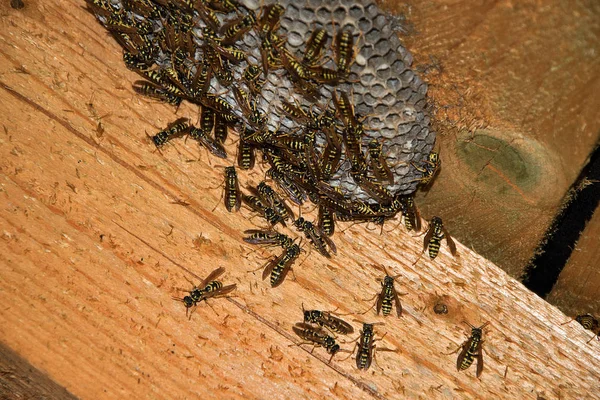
(259, 31, 284, 76)
(450, 322, 489, 377)
(223, 166, 241, 212)
(190, 60, 212, 97)
(562, 313, 600, 343)
(352, 322, 393, 371)
(243, 64, 265, 95)
(232, 86, 266, 130)
(303, 28, 328, 67)
(266, 168, 307, 206)
(202, 95, 237, 123)
(423, 216, 457, 260)
(412, 151, 440, 188)
(243, 229, 294, 249)
(334, 29, 355, 77)
(172, 267, 236, 319)
(132, 82, 182, 106)
(220, 12, 257, 44)
(242, 194, 285, 226)
(258, 3, 285, 35)
(309, 66, 339, 85)
(213, 114, 228, 143)
(368, 139, 394, 185)
(123, 50, 153, 72)
(317, 205, 335, 237)
(292, 323, 343, 362)
(293, 217, 336, 258)
(262, 243, 301, 287)
(188, 127, 227, 159)
(204, 46, 233, 86)
(351, 170, 394, 204)
(303, 305, 354, 335)
(194, 1, 221, 32)
(399, 195, 421, 232)
(255, 182, 294, 222)
(281, 48, 311, 81)
(199, 106, 215, 137)
(280, 99, 312, 124)
(238, 128, 256, 170)
(364, 266, 405, 318)
(208, 0, 242, 13)
(149, 118, 189, 147)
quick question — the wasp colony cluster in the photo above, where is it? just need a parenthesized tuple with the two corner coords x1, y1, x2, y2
(86, 0, 436, 213)
(85, 0, 499, 378)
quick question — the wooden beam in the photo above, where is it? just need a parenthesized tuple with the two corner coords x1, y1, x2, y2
(547, 206, 600, 316)
(0, 1, 599, 399)
(0, 341, 78, 400)
(379, 0, 600, 277)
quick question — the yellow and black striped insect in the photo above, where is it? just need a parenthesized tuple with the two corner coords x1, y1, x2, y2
(452, 322, 489, 377)
(149, 118, 190, 147)
(302, 28, 328, 67)
(351, 170, 394, 205)
(242, 194, 285, 226)
(351, 322, 393, 371)
(303, 305, 354, 335)
(188, 126, 227, 159)
(365, 266, 405, 318)
(255, 181, 294, 222)
(368, 139, 394, 185)
(243, 229, 294, 249)
(243, 64, 265, 95)
(213, 113, 228, 143)
(423, 216, 457, 260)
(262, 243, 301, 287)
(132, 81, 183, 106)
(257, 3, 285, 35)
(172, 266, 236, 319)
(412, 150, 440, 189)
(292, 323, 343, 362)
(309, 66, 339, 85)
(259, 31, 284, 76)
(562, 313, 600, 343)
(266, 168, 307, 206)
(189, 59, 212, 97)
(220, 11, 257, 45)
(237, 128, 256, 170)
(334, 29, 355, 77)
(399, 195, 421, 232)
(317, 205, 335, 237)
(204, 46, 233, 86)
(223, 166, 241, 212)
(201, 95, 237, 123)
(293, 217, 336, 258)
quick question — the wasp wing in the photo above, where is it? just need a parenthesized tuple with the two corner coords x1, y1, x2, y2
(475, 340, 485, 377)
(199, 267, 225, 289)
(423, 226, 434, 254)
(444, 228, 457, 256)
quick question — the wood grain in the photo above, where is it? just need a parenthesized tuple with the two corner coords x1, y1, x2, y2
(0, 1, 600, 399)
(0, 341, 78, 399)
(380, 0, 600, 277)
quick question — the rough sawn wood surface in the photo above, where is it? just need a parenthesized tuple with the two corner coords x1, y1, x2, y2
(0, 1, 599, 399)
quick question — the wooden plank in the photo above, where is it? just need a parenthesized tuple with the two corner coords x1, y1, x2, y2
(0, 1, 600, 400)
(379, 0, 600, 276)
(0, 341, 78, 400)
(547, 206, 600, 317)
